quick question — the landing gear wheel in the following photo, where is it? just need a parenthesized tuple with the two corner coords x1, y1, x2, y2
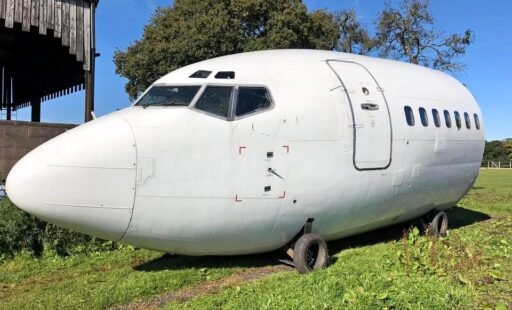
(427, 211, 448, 237)
(293, 233, 329, 274)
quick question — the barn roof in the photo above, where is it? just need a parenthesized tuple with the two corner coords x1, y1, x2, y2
(0, 0, 98, 121)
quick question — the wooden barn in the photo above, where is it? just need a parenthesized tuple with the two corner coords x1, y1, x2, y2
(0, 0, 98, 122)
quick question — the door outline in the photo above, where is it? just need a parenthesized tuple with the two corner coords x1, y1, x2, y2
(326, 60, 393, 171)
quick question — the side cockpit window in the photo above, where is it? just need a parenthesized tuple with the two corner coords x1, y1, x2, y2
(404, 106, 415, 126)
(235, 87, 272, 117)
(194, 86, 234, 118)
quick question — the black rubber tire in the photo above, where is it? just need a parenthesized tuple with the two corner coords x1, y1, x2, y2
(293, 233, 329, 274)
(427, 211, 448, 237)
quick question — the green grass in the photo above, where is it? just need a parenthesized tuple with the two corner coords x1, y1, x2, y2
(0, 247, 252, 309)
(166, 169, 512, 309)
(1, 169, 511, 309)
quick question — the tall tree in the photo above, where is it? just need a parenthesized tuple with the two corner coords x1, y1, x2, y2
(376, 0, 473, 72)
(114, 0, 339, 99)
(335, 9, 376, 55)
(483, 140, 511, 163)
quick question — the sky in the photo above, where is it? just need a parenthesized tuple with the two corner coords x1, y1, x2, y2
(13, 0, 512, 140)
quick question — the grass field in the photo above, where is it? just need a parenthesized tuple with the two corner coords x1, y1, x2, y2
(1, 169, 511, 309)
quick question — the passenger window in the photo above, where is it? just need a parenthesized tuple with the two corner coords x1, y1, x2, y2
(474, 114, 481, 130)
(432, 109, 441, 128)
(235, 87, 272, 117)
(444, 110, 452, 128)
(464, 112, 471, 129)
(194, 86, 234, 118)
(404, 106, 415, 126)
(419, 107, 428, 127)
(454, 111, 461, 129)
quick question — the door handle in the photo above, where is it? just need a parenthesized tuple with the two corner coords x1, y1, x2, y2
(268, 168, 284, 180)
(361, 103, 379, 111)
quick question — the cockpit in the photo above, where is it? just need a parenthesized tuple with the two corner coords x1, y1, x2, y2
(135, 70, 273, 120)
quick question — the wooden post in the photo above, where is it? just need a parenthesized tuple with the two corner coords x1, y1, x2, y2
(31, 97, 41, 122)
(6, 73, 11, 121)
(84, 0, 96, 122)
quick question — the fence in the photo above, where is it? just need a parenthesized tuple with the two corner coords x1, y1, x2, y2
(482, 162, 512, 169)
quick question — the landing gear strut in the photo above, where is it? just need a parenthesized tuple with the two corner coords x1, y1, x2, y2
(283, 218, 330, 274)
(426, 211, 448, 237)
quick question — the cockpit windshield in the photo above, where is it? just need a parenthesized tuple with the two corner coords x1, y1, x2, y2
(137, 86, 201, 107)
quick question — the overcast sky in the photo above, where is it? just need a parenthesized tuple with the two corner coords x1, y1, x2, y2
(14, 0, 512, 140)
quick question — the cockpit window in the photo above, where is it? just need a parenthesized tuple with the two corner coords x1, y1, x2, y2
(194, 86, 234, 118)
(235, 87, 272, 117)
(137, 86, 201, 107)
(215, 71, 235, 79)
(190, 70, 212, 78)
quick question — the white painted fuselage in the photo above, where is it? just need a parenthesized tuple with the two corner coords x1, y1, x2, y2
(7, 50, 485, 255)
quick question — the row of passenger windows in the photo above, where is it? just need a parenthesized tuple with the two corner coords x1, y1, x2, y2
(404, 106, 480, 130)
(137, 85, 272, 118)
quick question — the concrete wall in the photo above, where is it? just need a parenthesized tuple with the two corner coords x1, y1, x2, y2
(0, 121, 76, 183)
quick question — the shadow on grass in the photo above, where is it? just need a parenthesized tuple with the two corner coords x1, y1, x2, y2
(133, 252, 282, 272)
(471, 186, 485, 190)
(329, 206, 491, 257)
(133, 206, 491, 272)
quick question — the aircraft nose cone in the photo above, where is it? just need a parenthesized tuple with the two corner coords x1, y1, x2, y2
(6, 114, 137, 241)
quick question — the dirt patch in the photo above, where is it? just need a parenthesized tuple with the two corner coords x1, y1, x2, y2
(112, 264, 292, 310)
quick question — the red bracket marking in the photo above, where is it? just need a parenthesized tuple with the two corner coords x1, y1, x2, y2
(278, 191, 286, 199)
(239, 146, 247, 155)
(235, 194, 243, 202)
(282, 145, 290, 153)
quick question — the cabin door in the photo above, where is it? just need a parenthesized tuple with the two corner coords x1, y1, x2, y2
(327, 61, 392, 170)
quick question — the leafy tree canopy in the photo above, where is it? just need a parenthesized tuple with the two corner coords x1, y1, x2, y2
(335, 9, 376, 55)
(114, 0, 339, 99)
(114, 0, 474, 99)
(483, 140, 512, 163)
(376, 0, 474, 71)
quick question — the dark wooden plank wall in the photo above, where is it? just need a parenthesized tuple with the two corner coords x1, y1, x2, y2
(0, 0, 92, 70)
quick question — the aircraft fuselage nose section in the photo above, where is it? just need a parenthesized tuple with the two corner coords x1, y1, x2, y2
(6, 114, 137, 241)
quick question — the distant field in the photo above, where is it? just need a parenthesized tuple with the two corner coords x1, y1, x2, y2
(0, 170, 511, 309)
